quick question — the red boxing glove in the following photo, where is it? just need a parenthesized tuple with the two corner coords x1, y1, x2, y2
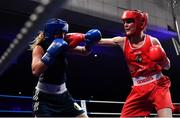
(65, 33, 85, 48)
(148, 45, 166, 62)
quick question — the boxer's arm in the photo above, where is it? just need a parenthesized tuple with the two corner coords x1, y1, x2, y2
(67, 46, 91, 56)
(65, 29, 101, 50)
(65, 29, 102, 55)
(65, 33, 89, 55)
(98, 36, 125, 49)
(151, 38, 170, 70)
(41, 38, 68, 66)
(84, 29, 101, 50)
(32, 45, 48, 76)
(65, 33, 85, 48)
(67, 36, 125, 55)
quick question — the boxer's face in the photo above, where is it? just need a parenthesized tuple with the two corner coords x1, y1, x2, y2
(123, 19, 136, 36)
(53, 32, 65, 38)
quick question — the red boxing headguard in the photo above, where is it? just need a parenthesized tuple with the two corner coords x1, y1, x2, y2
(121, 10, 148, 36)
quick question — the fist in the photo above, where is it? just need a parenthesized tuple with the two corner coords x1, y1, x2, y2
(148, 45, 166, 62)
(84, 29, 102, 50)
(65, 33, 85, 48)
(85, 29, 102, 45)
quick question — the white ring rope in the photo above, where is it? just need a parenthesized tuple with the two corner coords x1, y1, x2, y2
(0, 95, 180, 116)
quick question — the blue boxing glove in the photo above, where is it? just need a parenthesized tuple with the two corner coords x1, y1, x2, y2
(41, 38, 68, 66)
(84, 29, 102, 50)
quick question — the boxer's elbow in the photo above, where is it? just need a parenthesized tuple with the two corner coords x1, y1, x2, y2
(81, 48, 92, 56)
(32, 62, 47, 76)
(68, 46, 91, 56)
(32, 66, 41, 76)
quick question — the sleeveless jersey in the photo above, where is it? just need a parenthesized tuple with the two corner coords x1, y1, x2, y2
(123, 35, 162, 77)
(37, 40, 68, 85)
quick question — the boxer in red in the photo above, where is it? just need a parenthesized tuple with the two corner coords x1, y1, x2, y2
(97, 10, 174, 117)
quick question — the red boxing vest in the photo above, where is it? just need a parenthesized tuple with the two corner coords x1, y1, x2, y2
(123, 35, 162, 77)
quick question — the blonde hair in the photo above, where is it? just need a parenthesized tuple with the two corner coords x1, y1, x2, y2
(30, 31, 45, 50)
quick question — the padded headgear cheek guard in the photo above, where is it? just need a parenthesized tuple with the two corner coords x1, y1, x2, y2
(43, 18, 69, 39)
(121, 10, 148, 36)
(141, 12, 148, 30)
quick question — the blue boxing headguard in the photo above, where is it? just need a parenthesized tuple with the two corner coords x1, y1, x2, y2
(43, 18, 69, 39)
